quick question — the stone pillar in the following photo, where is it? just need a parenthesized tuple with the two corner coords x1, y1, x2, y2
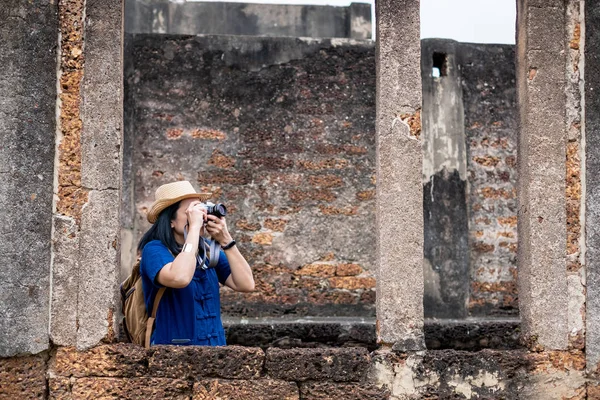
(421, 40, 469, 319)
(51, 0, 123, 349)
(586, 0, 600, 373)
(516, 0, 582, 349)
(0, 0, 58, 357)
(375, 0, 424, 350)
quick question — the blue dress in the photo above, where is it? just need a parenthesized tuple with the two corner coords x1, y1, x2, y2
(140, 240, 231, 346)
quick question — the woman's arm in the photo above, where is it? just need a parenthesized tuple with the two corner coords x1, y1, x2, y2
(156, 203, 205, 288)
(205, 214, 255, 292)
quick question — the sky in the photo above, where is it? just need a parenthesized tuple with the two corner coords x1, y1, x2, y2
(184, 0, 516, 44)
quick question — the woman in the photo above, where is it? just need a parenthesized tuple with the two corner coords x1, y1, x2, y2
(138, 180, 254, 346)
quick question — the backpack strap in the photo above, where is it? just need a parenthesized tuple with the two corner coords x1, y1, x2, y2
(144, 287, 166, 349)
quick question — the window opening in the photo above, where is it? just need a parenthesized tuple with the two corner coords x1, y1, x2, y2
(432, 52, 447, 77)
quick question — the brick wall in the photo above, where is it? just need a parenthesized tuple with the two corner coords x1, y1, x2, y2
(459, 44, 519, 316)
(125, 35, 518, 318)
(0, 344, 589, 399)
(47, 345, 383, 399)
(125, 35, 377, 317)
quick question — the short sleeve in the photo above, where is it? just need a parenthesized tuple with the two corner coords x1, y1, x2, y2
(215, 249, 231, 285)
(141, 240, 175, 287)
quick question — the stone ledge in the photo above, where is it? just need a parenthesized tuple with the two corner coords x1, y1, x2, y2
(0, 354, 47, 398)
(224, 316, 521, 351)
(265, 347, 370, 382)
(193, 379, 299, 400)
(3, 346, 590, 399)
(299, 381, 389, 400)
(50, 377, 191, 400)
(51, 344, 147, 378)
(224, 316, 376, 350)
(148, 345, 264, 379)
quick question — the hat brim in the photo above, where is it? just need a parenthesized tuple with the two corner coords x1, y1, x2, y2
(147, 192, 212, 224)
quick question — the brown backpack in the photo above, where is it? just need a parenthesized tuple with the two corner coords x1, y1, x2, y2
(120, 259, 166, 348)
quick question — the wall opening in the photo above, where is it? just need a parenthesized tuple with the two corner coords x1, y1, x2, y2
(122, 0, 381, 349)
(432, 51, 447, 77)
(121, 0, 520, 350)
(421, 0, 518, 325)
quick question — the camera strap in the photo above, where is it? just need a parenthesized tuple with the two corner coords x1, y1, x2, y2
(183, 226, 221, 270)
(205, 239, 221, 269)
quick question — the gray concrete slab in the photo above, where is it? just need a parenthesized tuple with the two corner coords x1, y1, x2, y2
(77, 190, 121, 349)
(75, 0, 123, 349)
(81, 0, 123, 191)
(0, 0, 57, 357)
(516, 0, 569, 350)
(375, 0, 424, 349)
(49, 217, 80, 346)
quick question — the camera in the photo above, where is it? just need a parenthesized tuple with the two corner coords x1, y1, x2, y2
(203, 202, 227, 218)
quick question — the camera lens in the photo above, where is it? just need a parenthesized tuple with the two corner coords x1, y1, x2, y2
(214, 204, 227, 218)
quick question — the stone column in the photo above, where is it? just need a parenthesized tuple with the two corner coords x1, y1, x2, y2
(51, 0, 123, 349)
(421, 39, 469, 319)
(0, 0, 58, 357)
(586, 0, 600, 373)
(516, 0, 579, 350)
(375, 0, 424, 350)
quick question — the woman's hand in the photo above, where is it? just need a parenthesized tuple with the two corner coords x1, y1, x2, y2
(205, 214, 233, 246)
(186, 201, 207, 231)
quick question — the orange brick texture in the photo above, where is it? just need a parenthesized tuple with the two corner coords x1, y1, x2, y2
(38, 345, 383, 399)
(56, 0, 88, 220)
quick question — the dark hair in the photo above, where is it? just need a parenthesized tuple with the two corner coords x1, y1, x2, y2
(137, 201, 183, 256)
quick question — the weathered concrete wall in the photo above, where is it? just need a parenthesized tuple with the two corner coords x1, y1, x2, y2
(586, 0, 600, 374)
(125, 0, 373, 40)
(421, 39, 469, 319)
(126, 35, 377, 317)
(516, 0, 570, 350)
(50, 0, 123, 349)
(1, 344, 590, 399)
(375, 0, 424, 349)
(460, 43, 519, 317)
(0, 0, 57, 357)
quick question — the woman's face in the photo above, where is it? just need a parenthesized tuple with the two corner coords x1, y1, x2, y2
(171, 198, 204, 243)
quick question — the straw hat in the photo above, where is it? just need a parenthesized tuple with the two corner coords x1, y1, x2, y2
(147, 181, 212, 224)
